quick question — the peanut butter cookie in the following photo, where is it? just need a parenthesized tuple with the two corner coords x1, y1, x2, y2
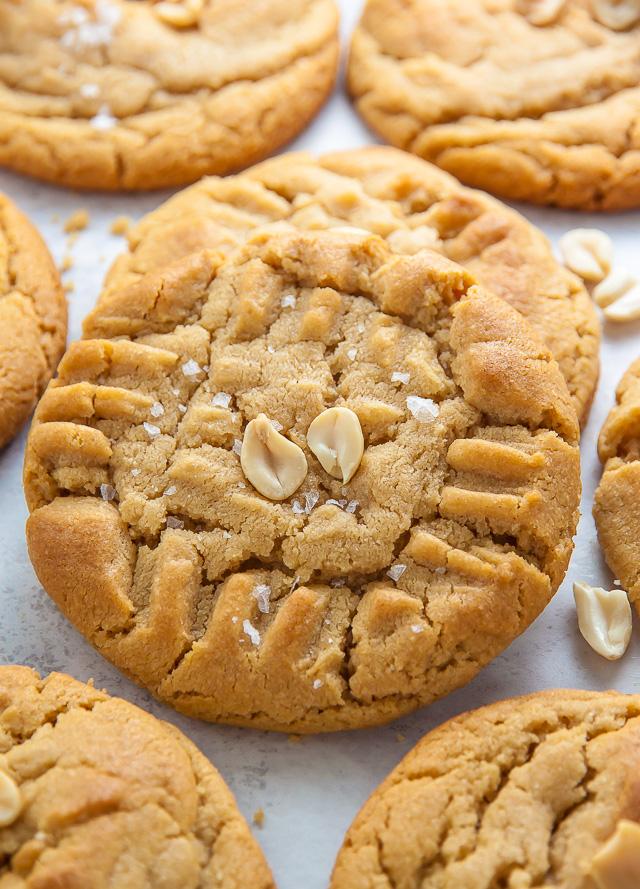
(0, 0, 338, 190)
(0, 666, 274, 888)
(348, 0, 640, 210)
(594, 357, 640, 615)
(0, 191, 66, 450)
(331, 689, 640, 889)
(24, 230, 581, 732)
(102, 147, 600, 425)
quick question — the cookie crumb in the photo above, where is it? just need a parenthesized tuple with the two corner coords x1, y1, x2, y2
(397, 732, 405, 742)
(60, 254, 73, 272)
(64, 280, 75, 293)
(253, 808, 265, 826)
(64, 209, 90, 233)
(110, 215, 131, 235)
(288, 734, 301, 743)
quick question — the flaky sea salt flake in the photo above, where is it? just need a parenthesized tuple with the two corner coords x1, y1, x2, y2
(243, 619, 261, 646)
(411, 624, 424, 634)
(212, 392, 232, 409)
(150, 401, 164, 418)
(232, 439, 242, 456)
(292, 500, 304, 514)
(131, 468, 141, 477)
(182, 359, 201, 377)
(391, 372, 410, 384)
(164, 485, 177, 496)
(166, 516, 184, 530)
(143, 422, 161, 439)
(253, 584, 271, 614)
(281, 294, 296, 308)
(346, 500, 358, 513)
(305, 490, 319, 513)
(387, 564, 407, 582)
(407, 395, 439, 423)
(100, 483, 116, 501)
(313, 679, 323, 690)
(347, 348, 357, 360)
(90, 104, 117, 130)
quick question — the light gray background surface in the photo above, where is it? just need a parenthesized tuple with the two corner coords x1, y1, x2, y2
(1, 2, 640, 886)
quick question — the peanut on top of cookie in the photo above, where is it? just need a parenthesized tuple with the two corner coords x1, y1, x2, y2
(24, 230, 580, 732)
(0, 0, 338, 190)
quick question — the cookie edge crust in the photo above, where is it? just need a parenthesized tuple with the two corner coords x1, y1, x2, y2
(0, 192, 67, 450)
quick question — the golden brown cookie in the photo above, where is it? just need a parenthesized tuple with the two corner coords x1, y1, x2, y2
(0, 665, 275, 889)
(23, 230, 581, 732)
(348, 0, 640, 211)
(593, 357, 640, 615)
(0, 191, 66, 451)
(0, 0, 338, 190)
(331, 689, 640, 889)
(102, 147, 600, 425)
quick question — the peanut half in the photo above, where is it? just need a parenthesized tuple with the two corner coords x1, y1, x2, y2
(591, 820, 640, 889)
(241, 414, 307, 501)
(573, 581, 632, 660)
(560, 229, 612, 282)
(592, 0, 640, 30)
(307, 407, 364, 484)
(0, 769, 21, 827)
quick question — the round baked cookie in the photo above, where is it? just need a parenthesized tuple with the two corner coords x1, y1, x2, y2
(331, 689, 640, 889)
(101, 147, 599, 425)
(0, 191, 66, 451)
(0, 0, 338, 190)
(0, 666, 274, 889)
(23, 230, 581, 733)
(348, 0, 640, 211)
(594, 357, 640, 615)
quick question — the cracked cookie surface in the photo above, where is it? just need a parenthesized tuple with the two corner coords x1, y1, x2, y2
(0, 0, 338, 190)
(0, 191, 66, 450)
(101, 147, 599, 425)
(0, 666, 274, 889)
(23, 230, 581, 732)
(330, 689, 640, 889)
(348, 0, 640, 210)
(594, 356, 640, 616)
